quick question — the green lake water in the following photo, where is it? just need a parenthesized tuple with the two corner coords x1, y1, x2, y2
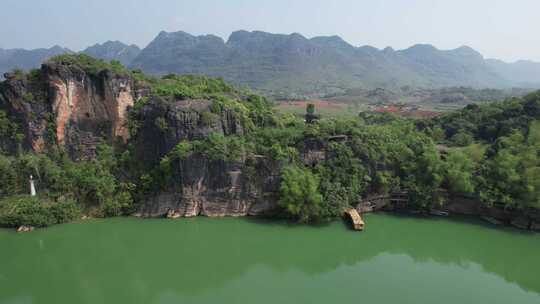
(0, 213, 539, 304)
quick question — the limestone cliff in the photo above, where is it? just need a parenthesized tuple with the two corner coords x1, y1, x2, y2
(0, 71, 51, 153)
(44, 62, 137, 159)
(132, 96, 281, 217)
(0, 60, 140, 159)
(138, 156, 282, 217)
(132, 97, 242, 164)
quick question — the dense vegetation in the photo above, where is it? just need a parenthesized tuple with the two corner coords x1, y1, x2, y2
(0, 196, 81, 228)
(420, 91, 540, 208)
(1, 55, 539, 228)
(133, 87, 540, 222)
(0, 145, 134, 227)
(50, 53, 129, 76)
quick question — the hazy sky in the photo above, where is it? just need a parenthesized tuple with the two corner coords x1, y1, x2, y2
(1, 0, 539, 62)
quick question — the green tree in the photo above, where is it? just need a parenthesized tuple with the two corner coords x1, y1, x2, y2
(402, 141, 446, 208)
(317, 142, 367, 208)
(444, 150, 475, 194)
(477, 130, 540, 207)
(319, 182, 351, 219)
(451, 131, 474, 147)
(279, 165, 323, 223)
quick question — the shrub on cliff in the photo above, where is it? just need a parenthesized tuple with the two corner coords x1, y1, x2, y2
(100, 183, 135, 217)
(0, 110, 23, 145)
(49, 54, 128, 76)
(0, 154, 18, 196)
(185, 133, 250, 162)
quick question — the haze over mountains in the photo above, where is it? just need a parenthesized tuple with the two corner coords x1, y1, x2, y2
(0, 45, 71, 78)
(82, 41, 141, 66)
(2, 30, 540, 96)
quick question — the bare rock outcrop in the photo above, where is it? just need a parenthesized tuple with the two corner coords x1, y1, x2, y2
(16, 225, 34, 233)
(44, 62, 137, 159)
(138, 156, 282, 218)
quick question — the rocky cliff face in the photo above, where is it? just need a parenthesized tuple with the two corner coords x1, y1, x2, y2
(132, 96, 281, 217)
(43, 62, 137, 159)
(0, 71, 52, 153)
(138, 156, 282, 218)
(132, 97, 242, 164)
(0, 61, 140, 159)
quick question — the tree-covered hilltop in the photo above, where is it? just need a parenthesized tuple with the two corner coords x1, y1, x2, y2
(0, 54, 539, 228)
(423, 91, 540, 145)
(420, 91, 540, 208)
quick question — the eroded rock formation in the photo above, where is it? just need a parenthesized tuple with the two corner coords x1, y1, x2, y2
(132, 98, 281, 217)
(44, 62, 137, 159)
(0, 71, 51, 153)
(0, 61, 140, 159)
(138, 156, 282, 218)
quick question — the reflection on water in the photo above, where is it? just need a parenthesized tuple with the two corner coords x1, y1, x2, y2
(0, 214, 539, 304)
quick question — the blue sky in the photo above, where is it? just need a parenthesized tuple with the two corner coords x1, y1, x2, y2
(1, 0, 539, 62)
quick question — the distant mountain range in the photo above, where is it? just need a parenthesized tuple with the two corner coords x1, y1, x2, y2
(485, 59, 540, 88)
(82, 41, 141, 66)
(2, 30, 540, 96)
(0, 45, 71, 76)
(0, 41, 141, 77)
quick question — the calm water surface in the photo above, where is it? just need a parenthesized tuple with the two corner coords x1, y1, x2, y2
(0, 214, 539, 304)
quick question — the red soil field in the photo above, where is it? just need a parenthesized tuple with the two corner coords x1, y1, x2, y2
(278, 100, 347, 109)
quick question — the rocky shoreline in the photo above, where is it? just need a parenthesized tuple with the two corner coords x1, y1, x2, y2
(356, 195, 540, 232)
(11, 197, 540, 233)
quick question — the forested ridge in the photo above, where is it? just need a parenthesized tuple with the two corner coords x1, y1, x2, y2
(1, 55, 539, 228)
(422, 92, 540, 208)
